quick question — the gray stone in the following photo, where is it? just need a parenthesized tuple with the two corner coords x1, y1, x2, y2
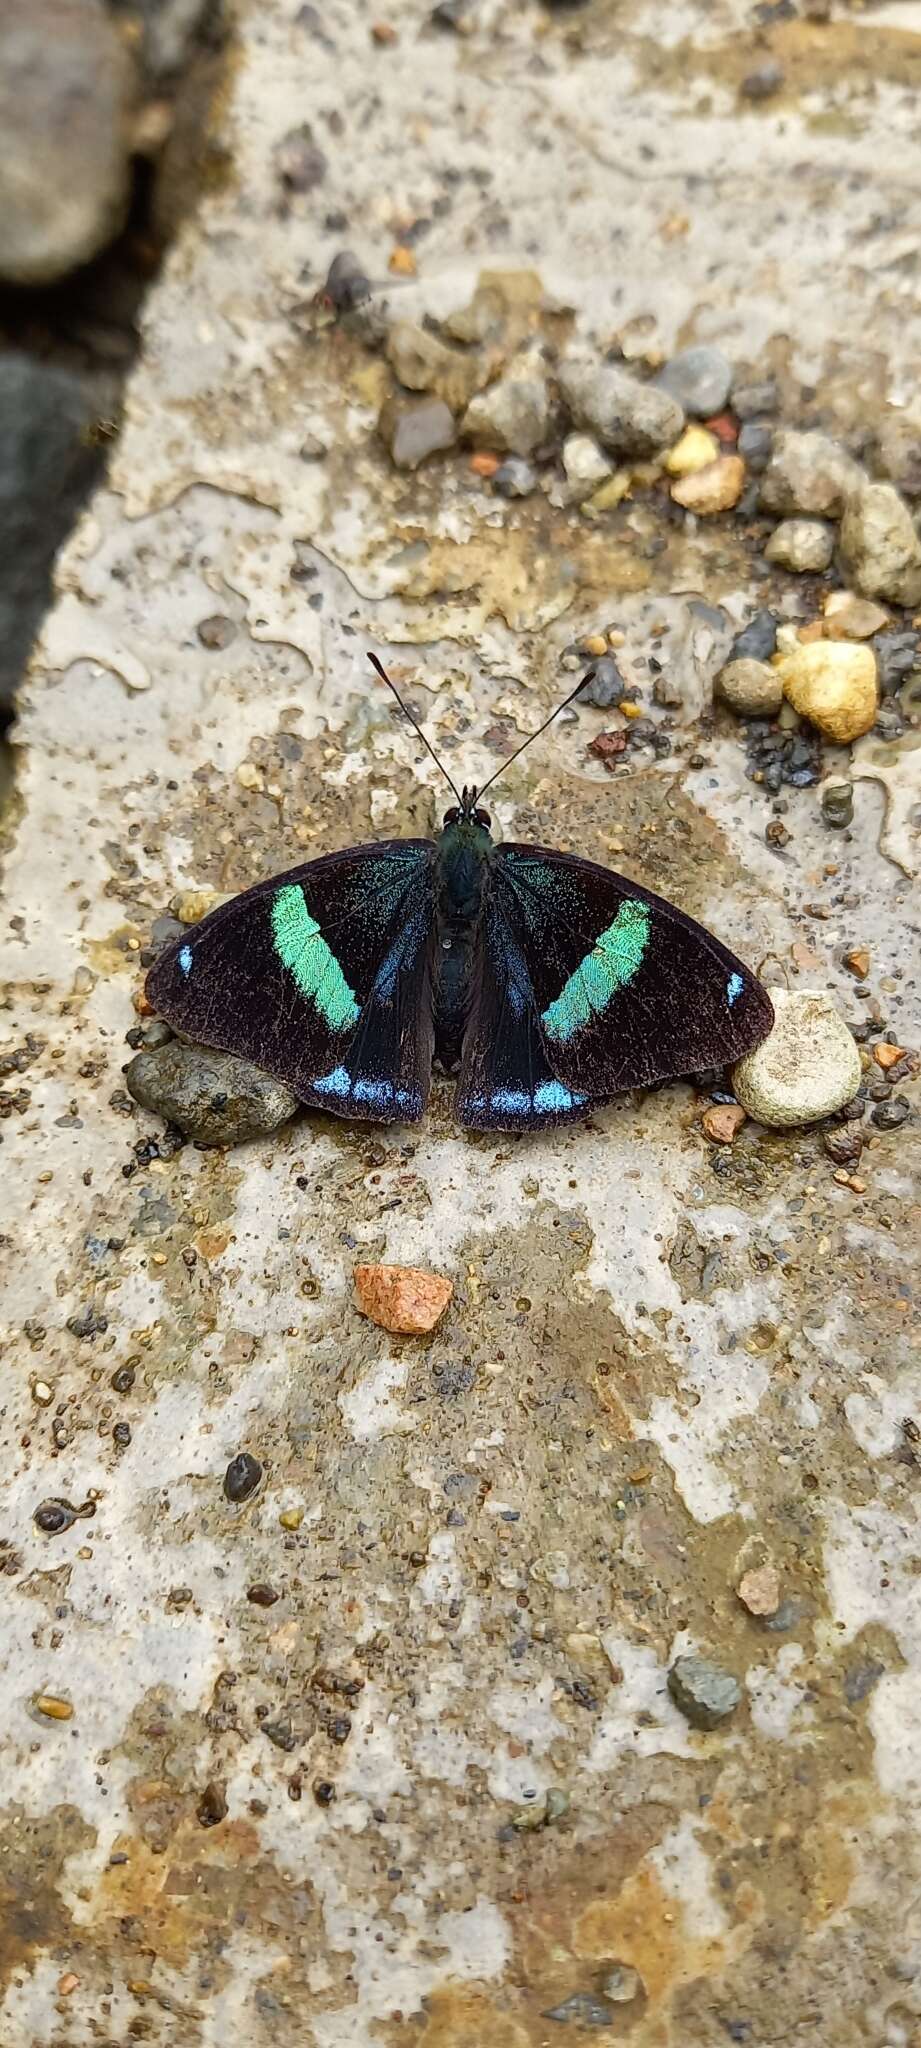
(764, 518, 834, 573)
(874, 628, 921, 695)
(197, 614, 237, 649)
(732, 378, 779, 419)
(839, 482, 921, 607)
(461, 352, 551, 456)
(738, 421, 773, 472)
(580, 656, 624, 708)
(717, 657, 783, 718)
(558, 355, 684, 458)
(760, 430, 864, 519)
(601, 1965, 643, 2005)
(126, 1042, 299, 1147)
(0, 352, 108, 711)
(820, 780, 854, 829)
(0, 0, 134, 285)
(124, 0, 214, 80)
(730, 609, 778, 662)
(668, 1653, 742, 1729)
(385, 396, 456, 470)
(494, 457, 538, 497)
(655, 345, 732, 418)
(732, 989, 862, 1129)
(542, 1991, 615, 2026)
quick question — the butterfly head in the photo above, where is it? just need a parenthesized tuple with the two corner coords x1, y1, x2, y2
(443, 786, 491, 831)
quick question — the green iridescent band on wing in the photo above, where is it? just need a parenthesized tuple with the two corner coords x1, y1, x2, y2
(271, 883, 360, 1031)
(542, 897, 651, 1043)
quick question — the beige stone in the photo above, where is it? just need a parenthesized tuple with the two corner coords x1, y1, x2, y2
(664, 425, 719, 477)
(775, 639, 877, 743)
(671, 454, 745, 514)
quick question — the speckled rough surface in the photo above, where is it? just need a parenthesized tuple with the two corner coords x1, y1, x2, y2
(2, 2, 921, 2043)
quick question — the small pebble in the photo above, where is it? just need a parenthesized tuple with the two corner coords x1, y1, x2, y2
(845, 947, 870, 978)
(760, 430, 863, 519)
(717, 657, 782, 718)
(655, 345, 732, 418)
(874, 628, 921, 695)
(248, 1582, 280, 1606)
(732, 378, 779, 419)
(562, 432, 612, 499)
(732, 988, 862, 1127)
(775, 640, 878, 744)
(558, 355, 684, 457)
(223, 1452, 263, 1503)
(579, 656, 624, 709)
(671, 454, 745, 514)
(601, 1964, 643, 2005)
(731, 609, 778, 662)
(824, 1126, 863, 1166)
(765, 518, 834, 573)
(319, 249, 370, 312)
(32, 1693, 74, 1720)
(196, 615, 237, 650)
(34, 1499, 78, 1535)
(196, 1780, 228, 1826)
(354, 1262, 453, 1334)
(668, 1653, 742, 1729)
(279, 1506, 304, 1530)
(461, 353, 551, 457)
(702, 1103, 746, 1143)
(127, 1042, 298, 1147)
(664, 424, 719, 477)
(871, 1097, 910, 1130)
(386, 396, 456, 470)
(737, 1565, 781, 1617)
(493, 456, 537, 497)
(839, 481, 921, 607)
(874, 1042, 909, 1071)
(737, 420, 773, 472)
(542, 1991, 615, 2027)
(820, 780, 854, 829)
(823, 591, 889, 641)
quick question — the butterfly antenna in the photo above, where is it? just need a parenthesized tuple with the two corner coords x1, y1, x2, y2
(367, 652, 463, 806)
(475, 670, 596, 802)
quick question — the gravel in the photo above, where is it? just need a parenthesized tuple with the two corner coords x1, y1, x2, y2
(558, 354, 684, 457)
(730, 609, 778, 662)
(461, 351, 551, 456)
(126, 1041, 299, 1146)
(839, 481, 921, 606)
(764, 518, 835, 572)
(654, 345, 732, 418)
(760, 429, 864, 519)
(668, 1653, 743, 1728)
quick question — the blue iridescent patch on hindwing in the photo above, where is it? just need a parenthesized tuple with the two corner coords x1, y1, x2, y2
(726, 972, 744, 1008)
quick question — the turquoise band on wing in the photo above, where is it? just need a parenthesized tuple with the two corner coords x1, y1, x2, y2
(271, 884, 360, 1031)
(542, 898, 651, 1043)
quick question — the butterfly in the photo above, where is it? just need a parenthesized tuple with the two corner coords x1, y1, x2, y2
(145, 655, 774, 1132)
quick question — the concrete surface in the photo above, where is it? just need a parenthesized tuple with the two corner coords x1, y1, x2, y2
(1, 1, 920, 2043)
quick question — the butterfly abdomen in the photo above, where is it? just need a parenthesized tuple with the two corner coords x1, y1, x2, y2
(432, 819, 492, 1072)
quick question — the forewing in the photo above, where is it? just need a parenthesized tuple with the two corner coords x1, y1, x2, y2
(492, 844, 773, 1094)
(146, 841, 436, 1121)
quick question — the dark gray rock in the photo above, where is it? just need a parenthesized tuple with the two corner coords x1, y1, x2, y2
(462, 354, 551, 457)
(580, 656, 624, 709)
(0, 352, 109, 711)
(0, 0, 133, 285)
(126, 1041, 299, 1146)
(737, 421, 774, 473)
(558, 356, 683, 458)
(655, 345, 732, 418)
(874, 628, 921, 696)
(668, 1653, 742, 1729)
(820, 781, 854, 829)
(730, 609, 778, 662)
(385, 396, 456, 470)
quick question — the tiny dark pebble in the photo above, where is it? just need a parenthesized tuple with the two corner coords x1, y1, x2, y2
(34, 1497, 93, 1534)
(319, 249, 370, 310)
(823, 1127, 863, 1166)
(493, 457, 537, 497)
(313, 1779, 336, 1805)
(196, 1780, 228, 1827)
(875, 702, 906, 743)
(821, 781, 854, 829)
(223, 1452, 263, 1503)
(66, 1306, 108, 1340)
(871, 1097, 910, 1130)
(111, 1365, 136, 1394)
(276, 123, 327, 192)
(196, 614, 237, 650)
(732, 378, 779, 419)
(844, 1660, 885, 1705)
(737, 421, 773, 472)
(579, 657, 624, 710)
(247, 1583, 280, 1607)
(112, 1422, 132, 1448)
(874, 628, 921, 696)
(731, 609, 777, 662)
(262, 1719, 298, 1752)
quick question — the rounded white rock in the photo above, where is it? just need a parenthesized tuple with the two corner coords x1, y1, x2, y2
(732, 988, 861, 1128)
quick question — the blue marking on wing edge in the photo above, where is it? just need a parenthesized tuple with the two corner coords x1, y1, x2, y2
(534, 1080, 586, 1114)
(313, 1065, 351, 1097)
(726, 972, 744, 1009)
(178, 944, 193, 977)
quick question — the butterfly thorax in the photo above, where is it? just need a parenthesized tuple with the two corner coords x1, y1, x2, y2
(432, 815, 494, 1071)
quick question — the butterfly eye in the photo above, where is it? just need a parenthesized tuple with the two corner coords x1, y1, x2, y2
(443, 805, 462, 825)
(473, 806, 491, 829)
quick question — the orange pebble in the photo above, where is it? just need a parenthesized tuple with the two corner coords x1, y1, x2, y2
(470, 451, 500, 478)
(388, 245, 416, 276)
